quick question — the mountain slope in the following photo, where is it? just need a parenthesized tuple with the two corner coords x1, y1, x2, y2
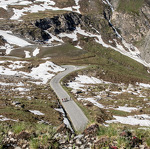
(0, 0, 149, 67)
(0, 0, 150, 148)
(111, 0, 150, 63)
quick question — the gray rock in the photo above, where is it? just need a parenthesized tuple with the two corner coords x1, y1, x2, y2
(139, 145, 145, 149)
(8, 131, 13, 136)
(22, 144, 27, 148)
(54, 133, 61, 139)
(76, 138, 82, 145)
(74, 134, 84, 140)
(10, 138, 16, 142)
(15, 147, 21, 149)
(69, 139, 73, 144)
(59, 138, 66, 144)
(80, 145, 85, 149)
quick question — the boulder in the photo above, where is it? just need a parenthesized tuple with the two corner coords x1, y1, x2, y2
(16, 131, 30, 140)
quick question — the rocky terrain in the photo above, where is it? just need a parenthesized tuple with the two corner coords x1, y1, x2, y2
(110, 0, 150, 63)
(0, 0, 150, 148)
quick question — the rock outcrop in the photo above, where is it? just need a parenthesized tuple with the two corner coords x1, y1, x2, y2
(0, 0, 150, 63)
(110, 0, 150, 63)
(35, 12, 83, 35)
(0, 35, 6, 46)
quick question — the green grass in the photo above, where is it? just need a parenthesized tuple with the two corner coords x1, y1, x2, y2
(60, 40, 150, 84)
(13, 123, 27, 134)
(40, 43, 86, 60)
(75, 41, 150, 84)
(109, 109, 129, 117)
(0, 83, 62, 126)
(30, 138, 39, 149)
(96, 124, 150, 148)
(98, 124, 118, 137)
(29, 123, 58, 149)
(117, 0, 144, 15)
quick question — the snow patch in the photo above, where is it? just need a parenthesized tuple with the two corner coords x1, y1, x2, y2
(58, 32, 78, 41)
(0, 30, 31, 47)
(0, 43, 13, 55)
(76, 75, 103, 84)
(24, 51, 31, 58)
(29, 110, 44, 116)
(14, 87, 30, 92)
(0, 115, 17, 122)
(28, 61, 65, 84)
(115, 106, 138, 113)
(47, 32, 64, 44)
(8, 61, 28, 70)
(8, 0, 80, 20)
(138, 83, 150, 88)
(42, 57, 51, 60)
(68, 75, 109, 93)
(78, 97, 104, 108)
(55, 108, 73, 132)
(106, 114, 150, 127)
(75, 42, 82, 49)
(33, 47, 40, 57)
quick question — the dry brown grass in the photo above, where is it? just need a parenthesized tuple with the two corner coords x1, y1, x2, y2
(22, 10, 68, 21)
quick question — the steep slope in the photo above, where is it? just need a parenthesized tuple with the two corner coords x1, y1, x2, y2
(0, 0, 149, 68)
(110, 0, 150, 63)
(0, 1, 150, 148)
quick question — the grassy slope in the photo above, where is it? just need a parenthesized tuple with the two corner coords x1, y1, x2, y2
(38, 43, 86, 58)
(117, 0, 145, 14)
(59, 40, 150, 147)
(57, 39, 150, 132)
(83, 41, 150, 84)
(54, 40, 150, 84)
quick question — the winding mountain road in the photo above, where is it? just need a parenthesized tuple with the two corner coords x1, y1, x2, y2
(50, 65, 88, 132)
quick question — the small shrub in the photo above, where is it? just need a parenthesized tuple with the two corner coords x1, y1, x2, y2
(30, 138, 39, 149)
(98, 124, 118, 137)
(13, 123, 26, 134)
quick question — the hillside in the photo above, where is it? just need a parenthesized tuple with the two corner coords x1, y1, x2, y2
(0, 0, 150, 148)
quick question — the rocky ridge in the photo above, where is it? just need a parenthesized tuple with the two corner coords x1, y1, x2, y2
(1, 11, 115, 45)
(0, 35, 6, 46)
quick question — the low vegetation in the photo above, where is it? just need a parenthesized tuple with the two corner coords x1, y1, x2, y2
(95, 124, 150, 148)
(0, 122, 58, 149)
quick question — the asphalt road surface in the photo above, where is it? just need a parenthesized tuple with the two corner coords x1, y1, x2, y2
(50, 65, 88, 132)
